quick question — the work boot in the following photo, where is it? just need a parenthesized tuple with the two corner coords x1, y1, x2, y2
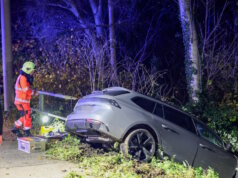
(11, 126, 23, 137)
(23, 130, 33, 137)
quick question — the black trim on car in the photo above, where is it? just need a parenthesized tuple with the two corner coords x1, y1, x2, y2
(103, 90, 130, 96)
(131, 96, 156, 113)
(131, 96, 197, 134)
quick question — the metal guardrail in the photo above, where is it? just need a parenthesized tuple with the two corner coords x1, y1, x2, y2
(31, 108, 68, 121)
(37, 91, 78, 100)
(33, 90, 78, 121)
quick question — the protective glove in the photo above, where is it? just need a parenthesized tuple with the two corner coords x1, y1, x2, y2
(32, 89, 39, 96)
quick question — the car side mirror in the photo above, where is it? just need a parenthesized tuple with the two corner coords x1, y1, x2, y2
(224, 143, 232, 151)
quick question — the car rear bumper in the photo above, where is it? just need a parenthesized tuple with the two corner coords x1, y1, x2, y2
(65, 119, 115, 143)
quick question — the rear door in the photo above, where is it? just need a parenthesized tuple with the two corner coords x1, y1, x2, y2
(193, 121, 237, 178)
(153, 104, 199, 165)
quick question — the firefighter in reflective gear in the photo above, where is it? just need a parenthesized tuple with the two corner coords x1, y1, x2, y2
(11, 61, 38, 137)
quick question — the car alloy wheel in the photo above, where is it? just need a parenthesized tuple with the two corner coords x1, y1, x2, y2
(123, 128, 156, 161)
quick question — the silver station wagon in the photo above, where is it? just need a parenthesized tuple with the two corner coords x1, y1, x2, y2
(66, 87, 238, 178)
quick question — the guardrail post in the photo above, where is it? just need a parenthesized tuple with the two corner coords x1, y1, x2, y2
(33, 91, 77, 121)
(39, 94, 44, 112)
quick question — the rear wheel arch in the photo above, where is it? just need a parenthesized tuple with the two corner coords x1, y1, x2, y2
(122, 124, 159, 145)
(121, 125, 160, 161)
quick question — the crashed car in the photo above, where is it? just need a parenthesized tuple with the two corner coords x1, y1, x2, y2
(66, 87, 237, 178)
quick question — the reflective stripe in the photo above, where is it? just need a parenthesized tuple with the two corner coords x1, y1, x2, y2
(15, 86, 29, 92)
(23, 127, 31, 130)
(15, 120, 22, 127)
(16, 76, 21, 85)
(15, 97, 30, 103)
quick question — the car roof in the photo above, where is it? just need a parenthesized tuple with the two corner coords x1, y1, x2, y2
(102, 87, 132, 92)
(100, 87, 193, 116)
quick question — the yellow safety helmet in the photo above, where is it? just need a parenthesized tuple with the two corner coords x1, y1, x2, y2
(22, 61, 35, 74)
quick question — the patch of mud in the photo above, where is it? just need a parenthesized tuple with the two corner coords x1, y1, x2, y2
(133, 161, 166, 177)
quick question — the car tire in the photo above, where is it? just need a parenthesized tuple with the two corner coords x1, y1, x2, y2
(122, 128, 156, 162)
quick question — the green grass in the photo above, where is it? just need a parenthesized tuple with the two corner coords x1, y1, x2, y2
(45, 135, 82, 162)
(74, 154, 218, 178)
(45, 135, 218, 178)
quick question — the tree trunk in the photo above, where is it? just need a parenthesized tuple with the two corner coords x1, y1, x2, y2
(234, 0, 238, 92)
(1, 0, 14, 111)
(89, 0, 104, 38)
(108, 0, 118, 83)
(178, 0, 200, 102)
(89, 0, 105, 89)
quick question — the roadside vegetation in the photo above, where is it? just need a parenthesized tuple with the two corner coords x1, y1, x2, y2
(184, 94, 238, 153)
(45, 135, 218, 178)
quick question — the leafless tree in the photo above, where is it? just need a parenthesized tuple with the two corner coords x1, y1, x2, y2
(178, 0, 200, 102)
(25, 0, 117, 88)
(199, 0, 238, 93)
(108, 0, 117, 83)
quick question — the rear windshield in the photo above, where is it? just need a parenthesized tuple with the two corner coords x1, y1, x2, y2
(103, 90, 130, 96)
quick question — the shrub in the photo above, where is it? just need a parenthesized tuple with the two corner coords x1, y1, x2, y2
(217, 129, 238, 152)
(184, 93, 238, 152)
(45, 135, 81, 162)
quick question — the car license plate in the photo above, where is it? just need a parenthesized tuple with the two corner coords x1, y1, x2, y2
(77, 119, 86, 129)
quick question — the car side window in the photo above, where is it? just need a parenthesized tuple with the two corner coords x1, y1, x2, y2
(195, 122, 223, 148)
(154, 103, 163, 118)
(132, 97, 156, 113)
(163, 106, 196, 133)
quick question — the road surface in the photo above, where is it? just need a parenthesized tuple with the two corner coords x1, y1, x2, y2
(0, 141, 82, 178)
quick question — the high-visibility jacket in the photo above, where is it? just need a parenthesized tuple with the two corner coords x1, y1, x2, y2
(14, 74, 34, 104)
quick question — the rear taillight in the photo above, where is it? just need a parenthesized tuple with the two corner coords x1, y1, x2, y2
(86, 119, 109, 132)
(86, 119, 101, 130)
